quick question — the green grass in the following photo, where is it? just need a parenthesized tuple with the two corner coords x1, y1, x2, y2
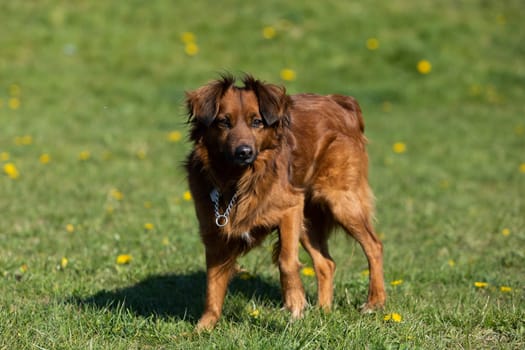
(1, 0, 524, 349)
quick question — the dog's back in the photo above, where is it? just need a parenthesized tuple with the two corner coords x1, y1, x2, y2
(289, 94, 369, 192)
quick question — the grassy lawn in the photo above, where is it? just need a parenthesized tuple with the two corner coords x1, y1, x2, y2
(1, 1, 524, 349)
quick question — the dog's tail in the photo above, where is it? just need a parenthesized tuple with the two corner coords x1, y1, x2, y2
(329, 94, 365, 133)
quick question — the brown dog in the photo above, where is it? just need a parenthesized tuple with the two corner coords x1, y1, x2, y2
(185, 74, 385, 330)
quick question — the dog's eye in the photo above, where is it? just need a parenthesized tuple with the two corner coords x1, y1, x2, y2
(216, 117, 231, 128)
(251, 118, 264, 128)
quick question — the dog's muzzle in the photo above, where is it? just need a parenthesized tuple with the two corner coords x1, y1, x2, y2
(233, 144, 255, 165)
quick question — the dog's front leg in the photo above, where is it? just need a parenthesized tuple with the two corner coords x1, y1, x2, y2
(278, 204, 306, 319)
(196, 241, 237, 331)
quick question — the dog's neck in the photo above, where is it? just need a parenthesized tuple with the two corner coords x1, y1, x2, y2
(208, 159, 250, 196)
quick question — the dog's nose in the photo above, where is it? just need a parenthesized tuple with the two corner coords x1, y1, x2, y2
(234, 145, 254, 164)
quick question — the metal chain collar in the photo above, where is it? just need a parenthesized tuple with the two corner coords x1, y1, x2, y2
(210, 188, 237, 227)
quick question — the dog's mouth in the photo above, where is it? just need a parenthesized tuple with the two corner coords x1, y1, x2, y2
(233, 157, 255, 166)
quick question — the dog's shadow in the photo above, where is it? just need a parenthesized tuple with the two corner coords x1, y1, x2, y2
(70, 271, 283, 323)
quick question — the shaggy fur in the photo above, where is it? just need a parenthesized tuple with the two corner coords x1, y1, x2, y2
(185, 74, 385, 330)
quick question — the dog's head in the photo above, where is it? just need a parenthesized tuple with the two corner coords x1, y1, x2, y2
(186, 74, 291, 167)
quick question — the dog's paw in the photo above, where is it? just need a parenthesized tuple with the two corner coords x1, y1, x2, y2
(195, 314, 219, 332)
(359, 301, 385, 314)
(281, 306, 305, 322)
(283, 293, 307, 320)
(290, 305, 305, 320)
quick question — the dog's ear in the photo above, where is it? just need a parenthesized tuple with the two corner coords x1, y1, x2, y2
(185, 87, 218, 127)
(244, 76, 291, 127)
(186, 76, 235, 127)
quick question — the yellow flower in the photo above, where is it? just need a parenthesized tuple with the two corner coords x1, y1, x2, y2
(262, 26, 276, 39)
(0, 152, 9, 161)
(384, 313, 402, 322)
(474, 282, 488, 288)
(185, 42, 199, 56)
(392, 313, 402, 322)
(8, 97, 20, 110)
(162, 237, 170, 246)
(168, 130, 182, 142)
(469, 84, 482, 97)
(280, 68, 296, 81)
(519, 163, 525, 173)
(366, 38, 379, 50)
(448, 259, 456, 267)
(501, 228, 510, 236)
(417, 60, 432, 74)
(183, 191, 192, 201)
(500, 286, 512, 293)
(110, 189, 124, 201)
(78, 150, 91, 161)
(390, 279, 403, 286)
(440, 179, 450, 189)
(248, 307, 260, 318)
(116, 254, 132, 265)
(39, 153, 51, 164)
(3, 163, 20, 179)
(301, 267, 315, 277)
(66, 224, 75, 233)
(392, 142, 407, 154)
(181, 32, 196, 44)
(60, 257, 68, 269)
(144, 223, 154, 231)
(136, 149, 147, 160)
(496, 14, 506, 25)
(15, 135, 32, 145)
(20, 264, 28, 273)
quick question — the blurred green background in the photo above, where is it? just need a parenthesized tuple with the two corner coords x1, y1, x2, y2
(1, 1, 524, 349)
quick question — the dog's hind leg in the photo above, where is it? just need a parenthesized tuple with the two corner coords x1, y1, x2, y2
(326, 190, 386, 312)
(301, 207, 336, 311)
